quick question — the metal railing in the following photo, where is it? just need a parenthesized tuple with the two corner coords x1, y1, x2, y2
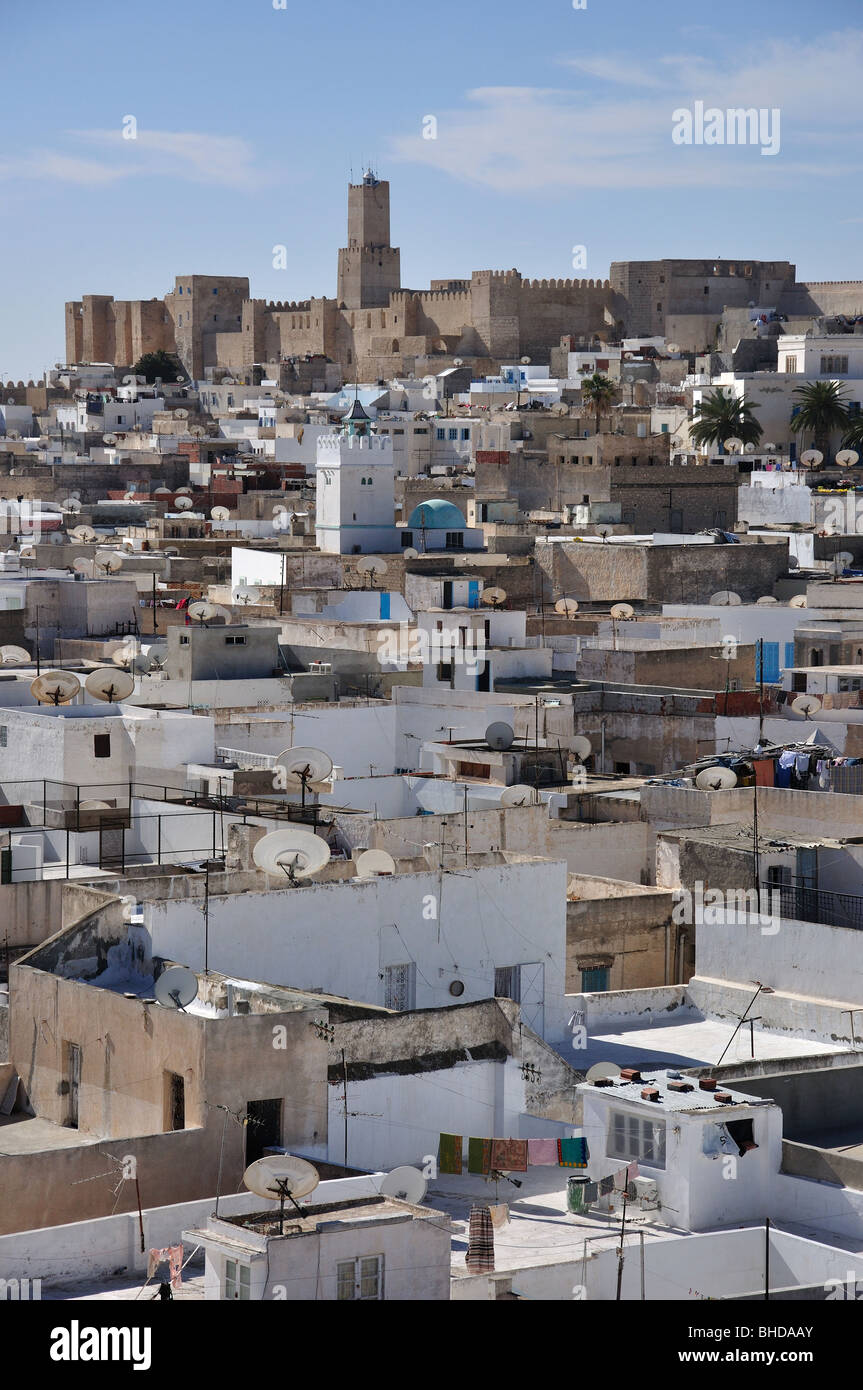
(772, 877, 863, 932)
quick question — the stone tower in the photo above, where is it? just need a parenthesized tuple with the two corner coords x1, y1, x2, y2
(336, 171, 401, 310)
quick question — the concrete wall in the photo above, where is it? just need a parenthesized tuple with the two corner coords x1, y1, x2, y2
(566, 877, 673, 992)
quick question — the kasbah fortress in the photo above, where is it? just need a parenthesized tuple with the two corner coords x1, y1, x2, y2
(65, 171, 863, 383)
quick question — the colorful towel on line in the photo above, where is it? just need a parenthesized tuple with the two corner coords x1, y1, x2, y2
(465, 1205, 495, 1272)
(527, 1137, 559, 1166)
(558, 1136, 589, 1168)
(599, 1175, 615, 1197)
(468, 1137, 492, 1176)
(584, 1182, 598, 1205)
(490, 1138, 528, 1172)
(488, 1203, 510, 1229)
(439, 1132, 463, 1175)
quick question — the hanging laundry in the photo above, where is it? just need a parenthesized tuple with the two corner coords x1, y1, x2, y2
(566, 1177, 587, 1213)
(752, 759, 774, 787)
(558, 1136, 589, 1168)
(527, 1137, 559, 1166)
(488, 1203, 510, 1229)
(168, 1245, 183, 1290)
(795, 753, 810, 775)
(599, 1175, 615, 1196)
(627, 1160, 639, 1183)
(584, 1181, 598, 1204)
(468, 1137, 492, 1176)
(774, 762, 792, 788)
(490, 1138, 528, 1172)
(438, 1133, 463, 1175)
(465, 1205, 495, 1272)
(147, 1244, 183, 1284)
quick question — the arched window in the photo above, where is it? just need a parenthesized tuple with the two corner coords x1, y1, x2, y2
(810, 649, 822, 667)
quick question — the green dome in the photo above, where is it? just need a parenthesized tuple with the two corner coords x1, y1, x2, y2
(407, 498, 467, 529)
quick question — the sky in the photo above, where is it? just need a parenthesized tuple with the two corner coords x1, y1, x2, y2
(2, 0, 862, 380)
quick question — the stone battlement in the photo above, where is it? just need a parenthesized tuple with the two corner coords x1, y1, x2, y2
(317, 432, 393, 453)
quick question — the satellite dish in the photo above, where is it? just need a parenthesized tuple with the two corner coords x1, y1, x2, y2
(94, 552, 123, 573)
(252, 828, 331, 881)
(154, 486, 172, 495)
(154, 965, 198, 1011)
(73, 557, 94, 577)
(500, 784, 539, 807)
(187, 600, 229, 624)
(403, 547, 419, 559)
(174, 496, 193, 510)
(120, 894, 136, 921)
(482, 586, 507, 608)
(723, 437, 744, 454)
(0, 644, 31, 665)
(272, 504, 288, 516)
(801, 449, 824, 466)
(762, 442, 776, 453)
(79, 799, 112, 811)
(85, 667, 135, 703)
(610, 602, 635, 620)
(175, 486, 193, 495)
(102, 433, 117, 446)
(30, 670, 82, 705)
(355, 848, 397, 878)
(70, 525, 96, 542)
(485, 721, 514, 751)
(570, 734, 592, 760)
(62, 497, 82, 512)
(555, 597, 579, 617)
(743, 442, 756, 454)
(666, 343, 680, 355)
(243, 1154, 319, 1202)
(379, 1166, 428, 1204)
(211, 506, 230, 521)
(836, 449, 859, 468)
(174, 408, 189, 421)
(709, 590, 742, 606)
(792, 694, 822, 716)
(695, 766, 738, 791)
(756, 595, 778, 606)
(189, 425, 207, 439)
(356, 557, 388, 585)
(164, 546, 180, 557)
(232, 586, 261, 605)
(586, 1061, 621, 1083)
(788, 594, 808, 608)
(273, 746, 334, 786)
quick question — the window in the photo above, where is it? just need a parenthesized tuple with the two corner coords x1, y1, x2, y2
(785, 355, 797, 373)
(821, 356, 848, 375)
(65, 1042, 81, 1128)
(225, 1259, 251, 1301)
(384, 963, 415, 1011)
(180, 634, 189, 645)
(337, 1256, 383, 1301)
(445, 531, 463, 549)
(0, 726, 6, 747)
(401, 531, 414, 547)
(461, 429, 470, 441)
(93, 734, 111, 758)
(165, 1071, 185, 1131)
(494, 965, 521, 1002)
(448, 428, 458, 441)
(225, 635, 246, 646)
(581, 966, 609, 991)
(436, 428, 445, 441)
(436, 661, 453, 682)
(609, 1109, 666, 1168)
(212, 287, 218, 295)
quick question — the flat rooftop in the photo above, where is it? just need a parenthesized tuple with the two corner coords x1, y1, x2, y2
(573, 1012, 847, 1071)
(576, 1068, 775, 1115)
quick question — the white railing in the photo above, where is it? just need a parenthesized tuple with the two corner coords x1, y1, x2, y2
(216, 747, 276, 770)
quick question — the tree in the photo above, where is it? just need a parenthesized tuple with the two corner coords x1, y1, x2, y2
(689, 389, 762, 451)
(790, 380, 850, 461)
(581, 373, 618, 436)
(840, 415, 863, 454)
(133, 350, 183, 385)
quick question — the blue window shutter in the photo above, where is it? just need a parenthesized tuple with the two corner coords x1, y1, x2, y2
(379, 592, 390, 620)
(784, 642, 795, 668)
(468, 580, 479, 609)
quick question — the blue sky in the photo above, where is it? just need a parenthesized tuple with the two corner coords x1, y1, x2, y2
(2, 0, 862, 379)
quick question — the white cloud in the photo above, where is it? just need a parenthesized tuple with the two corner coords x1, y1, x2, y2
(0, 128, 260, 189)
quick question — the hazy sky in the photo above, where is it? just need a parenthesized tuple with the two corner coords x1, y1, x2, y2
(2, 0, 862, 378)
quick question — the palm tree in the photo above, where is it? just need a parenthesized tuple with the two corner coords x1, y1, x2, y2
(840, 413, 863, 455)
(689, 389, 762, 451)
(790, 380, 850, 462)
(581, 373, 618, 436)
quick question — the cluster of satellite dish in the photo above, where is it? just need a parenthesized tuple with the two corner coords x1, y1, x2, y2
(0, 645, 31, 666)
(29, 666, 135, 707)
(705, 589, 811, 609)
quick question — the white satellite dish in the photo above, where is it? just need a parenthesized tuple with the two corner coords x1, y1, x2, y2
(211, 506, 230, 521)
(30, 670, 82, 705)
(610, 602, 635, 620)
(586, 1061, 621, 1083)
(801, 449, 824, 466)
(402, 547, 419, 559)
(154, 486, 172, 495)
(252, 828, 332, 881)
(102, 433, 117, 446)
(187, 600, 229, 624)
(485, 721, 514, 751)
(555, 597, 579, 617)
(78, 800, 112, 811)
(356, 556, 388, 586)
(72, 557, 94, 577)
(62, 497, 82, 512)
(570, 734, 592, 760)
(174, 408, 189, 421)
(355, 848, 397, 878)
(500, 784, 539, 807)
(836, 449, 859, 468)
(174, 495, 193, 511)
(273, 746, 334, 787)
(666, 343, 680, 355)
(763, 442, 776, 453)
(710, 590, 742, 606)
(379, 1166, 428, 1204)
(695, 766, 738, 791)
(482, 586, 507, 608)
(85, 668, 135, 703)
(791, 694, 822, 716)
(154, 965, 198, 1011)
(69, 525, 96, 542)
(243, 1154, 319, 1203)
(272, 504, 288, 516)
(743, 442, 756, 454)
(175, 486, 193, 496)
(788, 594, 808, 608)
(94, 552, 123, 574)
(189, 425, 207, 439)
(0, 644, 32, 665)
(232, 586, 261, 606)
(723, 437, 744, 454)
(756, 595, 778, 605)
(835, 550, 855, 566)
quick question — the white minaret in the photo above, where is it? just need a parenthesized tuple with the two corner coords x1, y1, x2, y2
(315, 397, 396, 554)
